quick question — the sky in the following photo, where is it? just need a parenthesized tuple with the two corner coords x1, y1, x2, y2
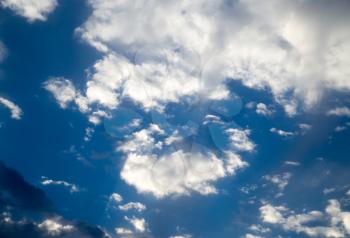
(0, 0, 350, 238)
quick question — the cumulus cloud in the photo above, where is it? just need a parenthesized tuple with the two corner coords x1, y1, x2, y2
(0, 97, 22, 119)
(38, 219, 74, 236)
(0, 0, 58, 22)
(225, 128, 255, 152)
(124, 216, 147, 233)
(118, 123, 250, 198)
(260, 199, 350, 237)
(58, 0, 350, 117)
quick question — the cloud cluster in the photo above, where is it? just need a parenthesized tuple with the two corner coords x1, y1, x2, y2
(48, 0, 350, 117)
(0, 161, 110, 238)
(118, 121, 251, 198)
(259, 199, 350, 237)
(0, 0, 58, 22)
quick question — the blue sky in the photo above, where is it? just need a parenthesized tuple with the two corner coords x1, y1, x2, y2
(0, 1, 350, 238)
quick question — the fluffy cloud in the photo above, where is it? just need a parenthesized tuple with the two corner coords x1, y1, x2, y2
(0, 0, 58, 22)
(124, 216, 147, 233)
(109, 193, 123, 203)
(225, 128, 255, 152)
(260, 199, 350, 237)
(0, 97, 22, 119)
(38, 219, 74, 236)
(255, 103, 274, 116)
(119, 124, 250, 198)
(59, 0, 350, 117)
(263, 172, 292, 191)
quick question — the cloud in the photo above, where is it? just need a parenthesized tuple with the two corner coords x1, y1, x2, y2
(38, 219, 74, 236)
(0, 161, 110, 238)
(284, 161, 300, 166)
(118, 123, 250, 198)
(56, 0, 350, 117)
(225, 128, 255, 152)
(0, 97, 22, 120)
(0, 161, 52, 212)
(118, 202, 146, 212)
(43, 77, 89, 112)
(41, 177, 82, 193)
(124, 216, 147, 233)
(260, 204, 287, 224)
(0, 0, 58, 22)
(260, 199, 350, 237)
(169, 235, 192, 238)
(255, 103, 274, 116)
(0, 216, 111, 238)
(244, 234, 264, 238)
(327, 107, 350, 117)
(109, 193, 123, 203)
(115, 227, 133, 236)
(270, 128, 294, 137)
(263, 172, 292, 191)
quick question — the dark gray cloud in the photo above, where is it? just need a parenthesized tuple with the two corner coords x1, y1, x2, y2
(0, 161, 110, 238)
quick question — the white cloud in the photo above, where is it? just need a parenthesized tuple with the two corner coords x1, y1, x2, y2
(118, 124, 250, 198)
(169, 235, 192, 238)
(263, 172, 292, 191)
(256, 103, 273, 116)
(260, 204, 287, 224)
(327, 107, 350, 117)
(43, 77, 89, 112)
(38, 219, 74, 236)
(66, 0, 350, 117)
(115, 227, 133, 236)
(244, 234, 264, 238)
(270, 128, 294, 137)
(124, 216, 147, 233)
(118, 202, 146, 212)
(260, 199, 350, 237)
(0, 0, 58, 22)
(0, 97, 22, 120)
(225, 128, 255, 152)
(41, 177, 81, 193)
(109, 193, 123, 203)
